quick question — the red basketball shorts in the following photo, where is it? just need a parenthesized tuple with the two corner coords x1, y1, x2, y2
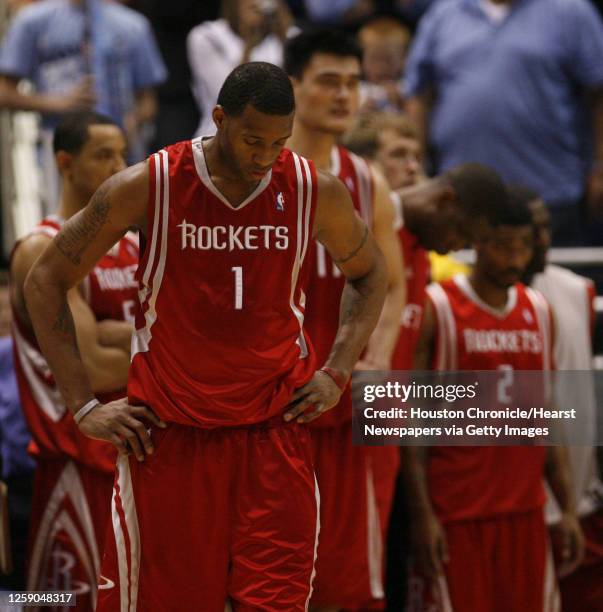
(407, 508, 560, 612)
(27, 458, 114, 611)
(96, 420, 319, 612)
(309, 423, 399, 609)
(559, 508, 603, 612)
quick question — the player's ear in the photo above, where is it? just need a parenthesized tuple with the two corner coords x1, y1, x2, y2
(212, 106, 226, 131)
(55, 151, 73, 178)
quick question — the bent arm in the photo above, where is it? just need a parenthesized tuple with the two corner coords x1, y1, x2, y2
(24, 162, 148, 413)
(11, 234, 130, 393)
(362, 167, 405, 369)
(313, 171, 388, 380)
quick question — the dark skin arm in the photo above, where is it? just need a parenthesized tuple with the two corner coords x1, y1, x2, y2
(284, 171, 388, 423)
(546, 447, 585, 577)
(401, 297, 449, 578)
(24, 162, 165, 462)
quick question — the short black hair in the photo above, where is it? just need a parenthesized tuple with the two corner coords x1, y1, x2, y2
(284, 29, 363, 78)
(498, 186, 536, 227)
(217, 62, 295, 117)
(507, 183, 541, 208)
(443, 163, 509, 222)
(53, 111, 118, 155)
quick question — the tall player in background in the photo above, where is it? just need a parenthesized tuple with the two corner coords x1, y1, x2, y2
(25, 63, 388, 611)
(515, 184, 603, 612)
(404, 193, 584, 612)
(9, 112, 137, 610)
(285, 30, 405, 611)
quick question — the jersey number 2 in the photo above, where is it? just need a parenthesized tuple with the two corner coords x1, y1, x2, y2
(231, 266, 243, 310)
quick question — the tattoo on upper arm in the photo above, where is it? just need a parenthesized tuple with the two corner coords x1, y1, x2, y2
(332, 225, 369, 265)
(55, 183, 111, 265)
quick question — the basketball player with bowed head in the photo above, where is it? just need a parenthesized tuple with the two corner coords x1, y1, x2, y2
(24, 62, 388, 611)
(404, 191, 584, 612)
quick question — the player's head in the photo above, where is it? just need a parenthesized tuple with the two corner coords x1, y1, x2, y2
(285, 29, 362, 135)
(53, 111, 127, 202)
(473, 187, 534, 289)
(213, 62, 295, 182)
(405, 163, 508, 254)
(342, 112, 422, 189)
(507, 184, 550, 276)
(358, 16, 410, 84)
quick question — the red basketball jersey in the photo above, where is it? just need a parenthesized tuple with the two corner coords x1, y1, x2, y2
(12, 216, 139, 473)
(390, 192, 430, 370)
(425, 275, 553, 522)
(128, 139, 318, 427)
(303, 146, 374, 428)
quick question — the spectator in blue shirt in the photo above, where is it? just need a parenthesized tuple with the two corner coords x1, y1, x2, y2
(0, 0, 167, 208)
(404, 0, 603, 245)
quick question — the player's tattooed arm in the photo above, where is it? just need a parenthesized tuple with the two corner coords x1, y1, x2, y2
(24, 162, 149, 414)
(55, 182, 111, 266)
(314, 171, 388, 377)
(285, 171, 388, 423)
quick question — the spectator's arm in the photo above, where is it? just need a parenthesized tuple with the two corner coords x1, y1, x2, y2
(0, 74, 95, 114)
(406, 92, 433, 163)
(403, 4, 440, 161)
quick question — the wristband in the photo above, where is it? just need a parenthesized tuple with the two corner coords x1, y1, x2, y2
(319, 367, 349, 391)
(73, 398, 101, 425)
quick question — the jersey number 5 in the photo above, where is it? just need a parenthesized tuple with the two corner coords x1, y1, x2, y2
(231, 266, 243, 310)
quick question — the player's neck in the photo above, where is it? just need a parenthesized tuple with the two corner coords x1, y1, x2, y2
(56, 184, 88, 221)
(469, 272, 510, 310)
(288, 122, 336, 172)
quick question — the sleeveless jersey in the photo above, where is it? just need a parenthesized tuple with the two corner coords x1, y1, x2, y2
(534, 265, 603, 521)
(425, 275, 553, 522)
(303, 146, 374, 428)
(11, 216, 139, 473)
(128, 139, 318, 427)
(390, 192, 430, 370)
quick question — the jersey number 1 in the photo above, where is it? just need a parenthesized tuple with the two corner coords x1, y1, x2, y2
(231, 266, 243, 310)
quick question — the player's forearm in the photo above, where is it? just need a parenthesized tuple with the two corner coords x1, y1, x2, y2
(82, 344, 130, 394)
(546, 446, 576, 515)
(363, 283, 404, 369)
(97, 319, 133, 354)
(325, 252, 388, 377)
(400, 446, 436, 520)
(24, 269, 95, 413)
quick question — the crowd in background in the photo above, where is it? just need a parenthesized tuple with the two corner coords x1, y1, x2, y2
(3, 0, 603, 246)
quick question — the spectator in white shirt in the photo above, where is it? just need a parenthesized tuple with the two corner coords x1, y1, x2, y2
(187, 0, 293, 137)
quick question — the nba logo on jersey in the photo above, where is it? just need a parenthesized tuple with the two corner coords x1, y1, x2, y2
(523, 308, 534, 324)
(345, 176, 354, 192)
(276, 192, 285, 211)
